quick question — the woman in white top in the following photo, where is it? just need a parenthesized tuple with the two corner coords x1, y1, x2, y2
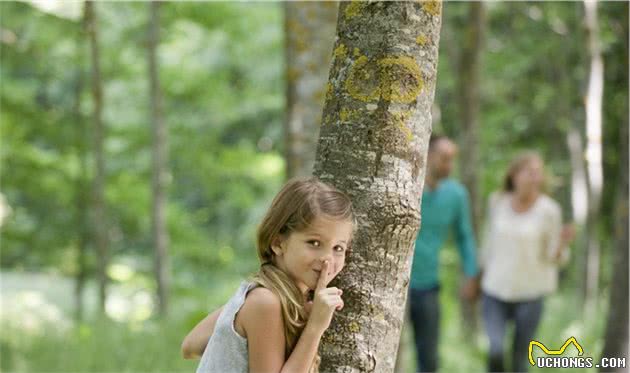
(479, 152, 575, 372)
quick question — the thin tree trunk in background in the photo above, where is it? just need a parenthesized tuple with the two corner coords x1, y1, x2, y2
(313, 2, 441, 371)
(438, 2, 462, 137)
(148, 0, 170, 317)
(74, 3, 89, 321)
(85, 0, 108, 315)
(567, 127, 590, 303)
(599, 119, 629, 373)
(456, 0, 485, 340)
(582, 0, 604, 318)
(285, 2, 338, 179)
(457, 0, 484, 237)
(600, 4, 629, 367)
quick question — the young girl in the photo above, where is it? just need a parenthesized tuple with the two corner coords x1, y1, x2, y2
(181, 176, 356, 373)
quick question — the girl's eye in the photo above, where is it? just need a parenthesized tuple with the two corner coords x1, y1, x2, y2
(334, 245, 346, 253)
(308, 240, 320, 247)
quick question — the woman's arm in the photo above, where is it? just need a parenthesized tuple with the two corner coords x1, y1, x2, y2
(552, 224, 574, 266)
(181, 306, 224, 359)
(544, 202, 573, 266)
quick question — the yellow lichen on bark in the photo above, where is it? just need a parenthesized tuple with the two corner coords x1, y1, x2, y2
(333, 43, 348, 60)
(344, 1, 365, 19)
(353, 47, 362, 57)
(345, 55, 381, 102)
(345, 55, 424, 104)
(393, 111, 413, 143)
(348, 321, 360, 333)
(421, 0, 441, 16)
(325, 82, 334, 101)
(322, 332, 335, 343)
(416, 34, 428, 46)
(321, 114, 331, 126)
(339, 108, 350, 122)
(339, 108, 360, 123)
(378, 56, 424, 104)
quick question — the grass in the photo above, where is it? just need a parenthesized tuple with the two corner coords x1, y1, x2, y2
(0, 248, 609, 373)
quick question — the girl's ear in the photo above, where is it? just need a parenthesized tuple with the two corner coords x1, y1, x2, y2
(271, 234, 285, 256)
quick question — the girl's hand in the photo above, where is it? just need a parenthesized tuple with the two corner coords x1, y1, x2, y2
(304, 260, 343, 336)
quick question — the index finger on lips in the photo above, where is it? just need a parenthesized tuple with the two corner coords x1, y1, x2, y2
(316, 260, 330, 292)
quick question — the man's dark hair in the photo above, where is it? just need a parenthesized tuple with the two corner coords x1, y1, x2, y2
(429, 134, 449, 150)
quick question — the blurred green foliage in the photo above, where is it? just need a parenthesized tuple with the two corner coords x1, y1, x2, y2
(1, 1, 285, 275)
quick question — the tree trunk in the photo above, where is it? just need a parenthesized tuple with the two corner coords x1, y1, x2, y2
(148, 0, 170, 317)
(85, 0, 108, 315)
(312, 2, 442, 371)
(75, 3, 89, 321)
(582, 0, 604, 318)
(599, 118, 629, 373)
(567, 131, 589, 226)
(456, 0, 485, 340)
(285, 2, 338, 179)
(567, 127, 590, 302)
(457, 1, 484, 237)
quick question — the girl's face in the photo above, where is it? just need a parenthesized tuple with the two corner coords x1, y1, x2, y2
(513, 158, 544, 195)
(272, 216, 353, 293)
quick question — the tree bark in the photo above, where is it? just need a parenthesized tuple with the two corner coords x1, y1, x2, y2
(567, 131, 589, 226)
(567, 127, 590, 302)
(456, 1, 484, 237)
(75, 2, 89, 321)
(582, 0, 604, 317)
(312, 2, 442, 371)
(455, 0, 485, 339)
(148, 0, 170, 317)
(85, 0, 108, 315)
(285, 2, 338, 179)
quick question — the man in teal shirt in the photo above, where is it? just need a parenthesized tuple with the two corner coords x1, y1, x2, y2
(409, 135, 480, 372)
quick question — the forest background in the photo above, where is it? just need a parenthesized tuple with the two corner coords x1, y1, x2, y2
(0, 1, 628, 372)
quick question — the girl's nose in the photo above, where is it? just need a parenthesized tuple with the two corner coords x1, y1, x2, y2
(320, 251, 333, 263)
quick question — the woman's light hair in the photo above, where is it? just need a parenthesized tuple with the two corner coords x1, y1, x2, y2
(251, 176, 355, 372)
(502, 151, 547, 192)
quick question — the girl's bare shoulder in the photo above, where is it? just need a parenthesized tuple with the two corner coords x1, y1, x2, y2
(244, 287, 281, 310)
(236, 287, 283, 337)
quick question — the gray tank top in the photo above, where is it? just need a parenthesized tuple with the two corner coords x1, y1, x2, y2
(196, 281, 258, 373)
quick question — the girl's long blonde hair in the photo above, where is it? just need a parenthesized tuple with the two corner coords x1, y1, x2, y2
(251, 176, 355, 371)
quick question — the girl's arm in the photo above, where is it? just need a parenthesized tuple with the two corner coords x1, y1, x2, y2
(181, 306, 224, 359)
(238, 287, 287, 372)
(240, 261, 342, 373)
